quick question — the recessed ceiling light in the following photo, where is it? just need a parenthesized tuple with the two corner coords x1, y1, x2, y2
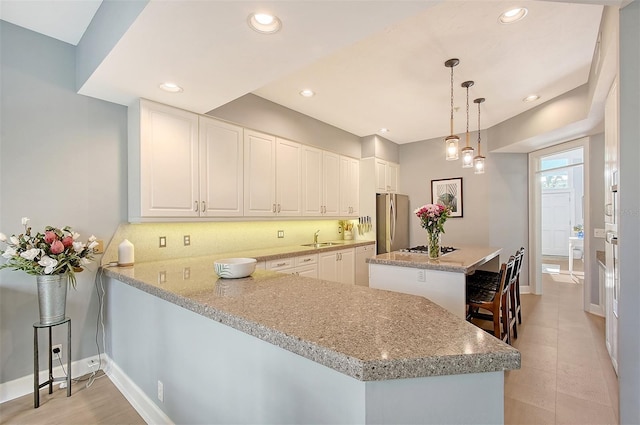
(523, 94, 540, 102)
(248, 13, 282, 34)
(379, 128, 390, 134)
(499, 7, 528, 24)
(299, 89, 315, 97)
(159, 82, 183, 93)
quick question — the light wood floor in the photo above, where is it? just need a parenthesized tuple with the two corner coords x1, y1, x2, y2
(0, 371, 144, 425)
(1, 257, 618, 425)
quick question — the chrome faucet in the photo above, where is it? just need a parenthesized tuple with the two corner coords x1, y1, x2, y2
(314, 230, 320, 244)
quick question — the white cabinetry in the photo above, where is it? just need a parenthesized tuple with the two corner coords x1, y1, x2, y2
(340, 156, 359, 216)
(267, 254, 318, 278)
(318, 248, 355, 285)
(128, 99, 243, 220)
(244, 131, 301, 216)
(199, 115, 244, 217)
(374, 158, 398, 193)
(301, 147, 339, 217)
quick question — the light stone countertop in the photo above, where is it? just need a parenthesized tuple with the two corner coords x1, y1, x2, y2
(368, 245, 502, 274)
(102, 249, 520, 382)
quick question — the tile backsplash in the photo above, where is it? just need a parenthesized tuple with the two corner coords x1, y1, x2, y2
(102, 220, 355, 265)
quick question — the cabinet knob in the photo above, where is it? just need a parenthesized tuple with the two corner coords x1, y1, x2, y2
(272, 204, 277, 213)
(195, 201, 199, 212)
(277, 204, 281, 213)
(201, 201, 206, 212)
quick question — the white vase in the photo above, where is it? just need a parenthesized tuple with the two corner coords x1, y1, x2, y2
(36, 274, 68, 325)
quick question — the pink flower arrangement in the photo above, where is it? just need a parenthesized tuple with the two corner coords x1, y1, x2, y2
(0, 217, 97, 288)
(414, 203, 451, 234)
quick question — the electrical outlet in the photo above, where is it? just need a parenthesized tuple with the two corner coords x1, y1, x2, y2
(158, 271, 167, 283)
(94, 240, 104, 254)
(183, 235, 191, 246)
(157, 380, 164, 402)
(159, 236, 167, 248)
(277, 230, 284, 238)
(52, 344, 62, 357)
(594, 228, 606, 238)
(87, 359, 99, 372)
(183, 267, 191, 280)
(417, 270, 426, 282)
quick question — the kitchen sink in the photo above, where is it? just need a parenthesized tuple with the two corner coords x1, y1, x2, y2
(301, 242, 344, 248)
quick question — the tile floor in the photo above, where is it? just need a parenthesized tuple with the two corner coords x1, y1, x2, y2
(504, 257, 619, 425)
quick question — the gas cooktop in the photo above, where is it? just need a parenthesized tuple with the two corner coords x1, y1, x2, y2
(399, 245, 458, 254)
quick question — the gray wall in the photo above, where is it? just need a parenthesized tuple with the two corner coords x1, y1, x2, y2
(208, 94, 362, 158)
(361, 134, 400, 162)
(398, 133, 529, 286)
(589, 133, 605, 304)
(618, 2, 640, 423)
(0, 21, 128, 383)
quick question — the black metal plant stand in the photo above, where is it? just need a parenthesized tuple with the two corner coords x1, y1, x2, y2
(33, 317, 71, 408)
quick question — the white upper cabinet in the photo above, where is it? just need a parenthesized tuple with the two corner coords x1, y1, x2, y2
(129, 99, 200, 220)
(199, 116, 244, 217)
(374, 158, 398, 193)
(244, 130, 277, 216)
(340, 156, 359, 217)
(322, 151, 341, 216)
(244, 131, 301, 216)
(301, 145, 323, 216)
(129, 100, 245, 221)
(275, 138, 302, 216)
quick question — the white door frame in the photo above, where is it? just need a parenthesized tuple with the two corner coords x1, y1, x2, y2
(528, 138, 590, 312)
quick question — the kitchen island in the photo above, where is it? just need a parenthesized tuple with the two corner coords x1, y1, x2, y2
(368, 245, 502, 319)
(102, 250, 518, 424)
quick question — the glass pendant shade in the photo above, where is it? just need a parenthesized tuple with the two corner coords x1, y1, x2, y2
(461, 146, 474, 167)
(444, 59, 460, 161)
(473, 97, 486, 174)
(445, 135, 459, 160)
(474, 155, 485, 174)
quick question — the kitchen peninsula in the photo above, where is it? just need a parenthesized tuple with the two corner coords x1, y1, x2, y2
(368, 245, 502, 319)
(102, 244, 518, 424)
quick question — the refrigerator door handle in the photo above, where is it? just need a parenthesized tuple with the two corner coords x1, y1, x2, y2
(389, 197, 396, 243)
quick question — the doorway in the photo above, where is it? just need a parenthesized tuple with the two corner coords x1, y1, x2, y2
(529, 138, 590, 312)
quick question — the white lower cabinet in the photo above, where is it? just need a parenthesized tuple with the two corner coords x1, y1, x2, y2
(267, 254, 318, 278)
(318, 248, 355, 285)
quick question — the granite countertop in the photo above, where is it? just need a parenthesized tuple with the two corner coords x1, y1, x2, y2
(367, 245, 502, 274)
(102, 251, 520, 382)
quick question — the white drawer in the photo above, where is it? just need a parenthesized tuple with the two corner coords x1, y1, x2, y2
(267, 258, 294, 270)
(295, 254, 318, 267)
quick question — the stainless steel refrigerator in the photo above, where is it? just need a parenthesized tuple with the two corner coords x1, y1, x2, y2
(376, 193, 410, 254)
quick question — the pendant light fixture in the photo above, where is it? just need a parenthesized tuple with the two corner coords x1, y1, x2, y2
(473, 97, 486, 174)
(444, 58, 460, 161)
(461, 80, 475, 168)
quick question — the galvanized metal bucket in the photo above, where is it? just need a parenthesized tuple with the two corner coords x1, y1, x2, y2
(36, 274, 68, 325)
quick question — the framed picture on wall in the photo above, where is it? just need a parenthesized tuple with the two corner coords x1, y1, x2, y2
(431, 177, 463, 217)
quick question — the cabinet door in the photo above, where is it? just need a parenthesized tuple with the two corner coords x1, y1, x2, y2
(244, 130, 276, 216)
(301, 145, 323, 216)
(322, 152, 340, 216)
(276, 138, 302, 216)
(296, 265, 318, 279)
(375, 158, 388, 193)
(387, 162, 399, 193)
(338, 248, 355, 285)
(348, 158, 360, 216)
(140, 100, 199, 217)
(199, 116, 243, 217)
(318, 251, 339, 282)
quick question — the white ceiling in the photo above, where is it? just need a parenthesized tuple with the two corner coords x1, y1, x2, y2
(0, 0, 606, 145)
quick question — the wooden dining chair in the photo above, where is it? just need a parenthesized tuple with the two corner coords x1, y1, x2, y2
(466, 256, 516, 344)
(511, 247, 525, 325)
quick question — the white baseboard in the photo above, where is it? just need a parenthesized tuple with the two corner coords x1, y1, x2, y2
(105, 355, 173, 425)
(0, 354, 103, 404)
(589, 303, 605, 317)
(519, 285, 531, 295)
